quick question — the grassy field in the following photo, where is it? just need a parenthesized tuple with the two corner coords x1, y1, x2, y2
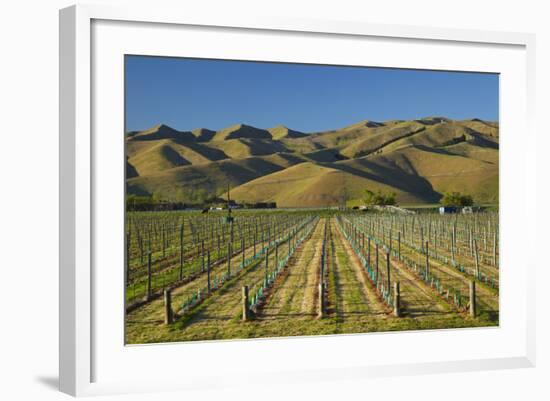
(125, 210, 499, 344)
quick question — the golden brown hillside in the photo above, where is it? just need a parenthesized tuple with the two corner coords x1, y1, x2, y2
(126, 117, 499, 206)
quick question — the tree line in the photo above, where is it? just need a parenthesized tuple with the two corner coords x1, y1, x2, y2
(363, 189, 474, 207)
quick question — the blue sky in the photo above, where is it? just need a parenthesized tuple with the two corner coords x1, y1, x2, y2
(125, 56, 499, 133)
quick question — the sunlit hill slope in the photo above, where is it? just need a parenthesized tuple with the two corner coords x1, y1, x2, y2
(126, 117, 499, 207)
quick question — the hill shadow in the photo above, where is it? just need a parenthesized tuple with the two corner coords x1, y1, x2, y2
(328, 160, 441, 203)
(467, 133, 499, 149)
(172, 137, 229, 160)
(305, 148, 348, 163)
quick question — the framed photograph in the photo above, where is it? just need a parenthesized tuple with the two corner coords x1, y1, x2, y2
(59, 4, 536, 396)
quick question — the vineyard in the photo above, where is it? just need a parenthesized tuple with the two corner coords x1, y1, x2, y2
(125, 210, 499, 344)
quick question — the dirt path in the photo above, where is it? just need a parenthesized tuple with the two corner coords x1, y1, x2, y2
(331, 220, 387, 318)
(261, 219, 325, 319)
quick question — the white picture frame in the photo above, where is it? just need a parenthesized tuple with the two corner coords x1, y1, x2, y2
(59, 3, 536, 397)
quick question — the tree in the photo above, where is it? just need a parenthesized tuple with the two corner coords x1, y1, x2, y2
(364, 189, 397, 206)
(440, 192, 474, 207)
(194, 188, 209, 205)
(174, 188, 187, 203)
(152, 191, 164, 203)
(460, 194, 474, 207)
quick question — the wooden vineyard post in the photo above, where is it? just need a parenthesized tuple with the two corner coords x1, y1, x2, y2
(179, 223, 184, 281)
(386, 252, 391, 291)
(469, 280, 476, 317)
(474, 239, 480, 279)
(318, 282, 325, 318)
(451, 229, 455, 264)
(393, 282, 400, 317)
(201, 240, 205, 273)
(398, 231, 401, 261)
(469, 228, 474, 258)
(164, 288, 173, 324)
(162, 225, 166, 257)
(288, 234, 291, 257)
(367, 237, 371, 266)
(375, 243, 379, 285)
(453, 223, 457, 259)
(242, 286, 250, 321)
(425, 241, 430, 278)
(227, 242, 232, 276)
(126, 229, 130, 286)
(493, 232, 497, 267)
(265, 247, 269, 283)
(146, 251, 152, 301)
(241, 238, 245, 268)
(137, 228, 143, 265)
(207, 251, 211, 294)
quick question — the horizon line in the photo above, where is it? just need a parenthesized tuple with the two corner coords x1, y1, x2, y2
(127, 116, 499, 134)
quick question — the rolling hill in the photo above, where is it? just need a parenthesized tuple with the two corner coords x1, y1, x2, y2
(211, 123, 272, 141)
(206, 138, 290, 159)
(126, 154, 305, 201)
(126, 117, 499, 206)
(268, 125, 308, 140)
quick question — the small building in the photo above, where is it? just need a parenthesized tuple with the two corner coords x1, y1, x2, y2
(439, 206, 458, 215)
(462, 206, 473, 214)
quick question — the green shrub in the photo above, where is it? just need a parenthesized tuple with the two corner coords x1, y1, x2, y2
(440, 192, 474, 207)
(364, 189, 397, 206)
